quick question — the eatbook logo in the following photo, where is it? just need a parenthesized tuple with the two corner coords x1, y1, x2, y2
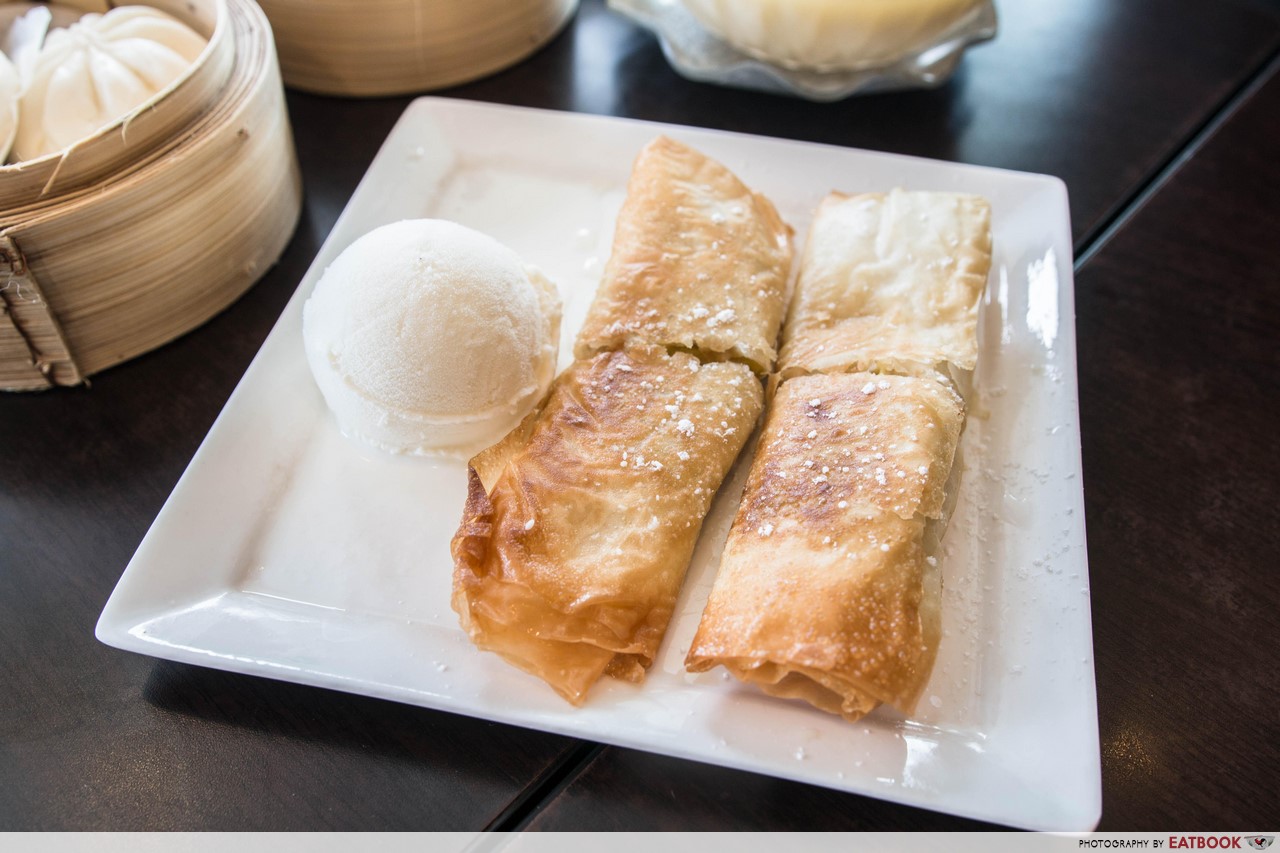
(1247, 839, 1274, 851)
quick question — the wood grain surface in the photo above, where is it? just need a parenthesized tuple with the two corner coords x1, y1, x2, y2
(1075, 59, 1280, 831)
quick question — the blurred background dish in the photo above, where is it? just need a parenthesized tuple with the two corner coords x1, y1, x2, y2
(609, 0, 997, 101)
(681, 0, 989, 71)
(257, 0, 579, 97)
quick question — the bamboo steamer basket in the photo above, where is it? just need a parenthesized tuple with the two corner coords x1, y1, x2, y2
(258, 0, 578, 97)
(0, 0, 302, 390)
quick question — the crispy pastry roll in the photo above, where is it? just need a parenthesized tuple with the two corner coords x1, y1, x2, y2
(778, 189, 992, 384)
(575, 136, 793, 374)
(685, 372, 964, 721)
(452, 345, 763, 704)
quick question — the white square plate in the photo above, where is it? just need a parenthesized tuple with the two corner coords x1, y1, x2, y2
(97, 98, 1099, 831)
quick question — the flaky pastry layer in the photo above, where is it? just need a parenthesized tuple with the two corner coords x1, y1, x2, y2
(779, 189, 991, 382)
(685, 372, 962, 719)
(574, 136, 793, 374)
(453, 346, 762, 704)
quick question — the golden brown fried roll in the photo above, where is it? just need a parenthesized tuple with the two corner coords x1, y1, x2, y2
(685, 372, 963, 720)
(778, 189, 992, 383)
(453, 345, 763, 704)
(574, 136, 793, 374)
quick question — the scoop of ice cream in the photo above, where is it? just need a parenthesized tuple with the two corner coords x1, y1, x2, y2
(302, 219, 561, 457)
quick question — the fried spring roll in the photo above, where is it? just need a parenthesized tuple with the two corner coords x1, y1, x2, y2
(453, 346, 762, 704)
(778, 189, 992, 386)
(452, 136, 793, 704)
(575, 136, 793, 374)
(685, 372, 963, 720)
(687, 189, 991, 722)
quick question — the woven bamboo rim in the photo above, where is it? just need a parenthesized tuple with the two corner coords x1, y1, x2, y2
(0, 0, 302, 389)
(258, 0, 578, 97)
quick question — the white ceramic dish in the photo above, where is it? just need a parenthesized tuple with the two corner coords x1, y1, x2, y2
(608, 0, 997, 102)
(97, 98, 1099, 831)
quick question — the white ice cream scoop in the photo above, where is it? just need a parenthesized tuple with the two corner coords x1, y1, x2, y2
(303, 219, 562, 457)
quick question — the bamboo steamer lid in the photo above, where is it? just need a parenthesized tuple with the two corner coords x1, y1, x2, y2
(0, 0, 302, 390)
(258, 0, 578, 97)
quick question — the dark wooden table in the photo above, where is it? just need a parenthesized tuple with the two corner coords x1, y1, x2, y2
(3, 0, 1279, 832)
